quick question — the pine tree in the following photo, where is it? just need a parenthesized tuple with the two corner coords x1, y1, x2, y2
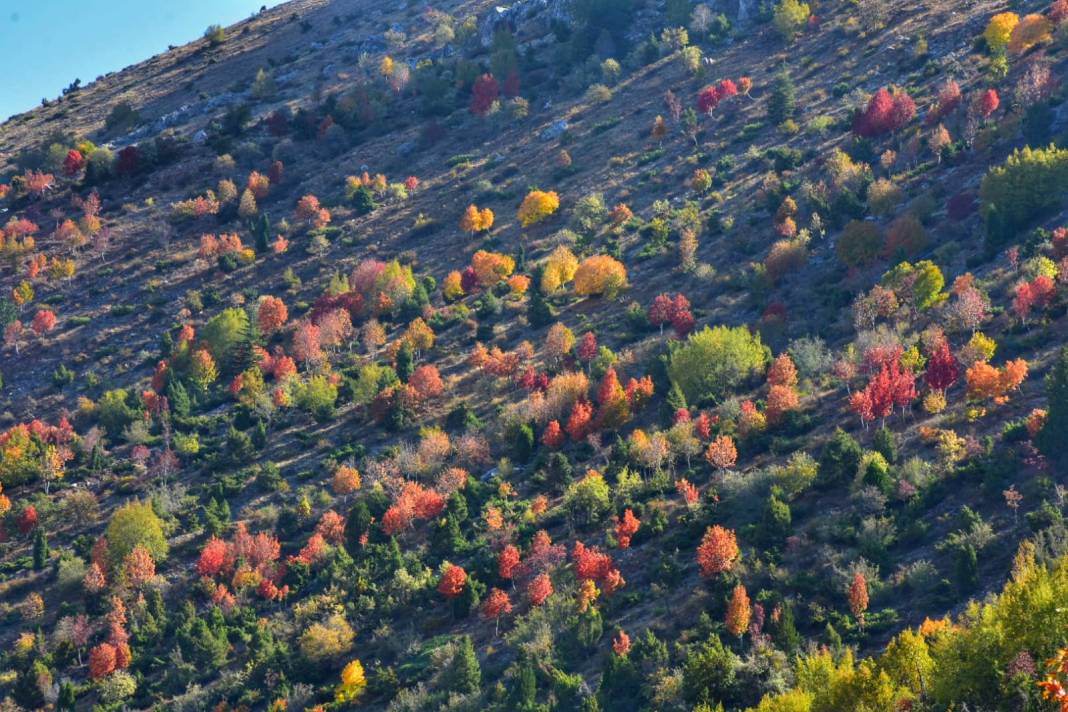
(445, 635, 481, 694)
(32, 527, 48, 570)
(767, 68, 796, 124)
(1036, 347, 1068, 469)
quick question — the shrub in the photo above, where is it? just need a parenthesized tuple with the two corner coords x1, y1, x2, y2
(204, 24, 227, 46)
(668, 325, 769, 404)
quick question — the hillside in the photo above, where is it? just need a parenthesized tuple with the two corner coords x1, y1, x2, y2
(1, 0, 1068, 709)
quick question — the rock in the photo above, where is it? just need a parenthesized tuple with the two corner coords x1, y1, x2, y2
(479, 0, 574, 48)
(193, 130, 209, 144)
(711, 0, 757, 25)
(540, 119, 568, 141)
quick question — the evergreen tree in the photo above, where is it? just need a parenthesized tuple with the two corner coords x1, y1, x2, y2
(528, 267, 555, 328)
(1037, 347, 1068, 470)
(396, 342, 415, 382)
(872, 426, 898, 464)
(57, 681, 77, 710)
(252, 212, 271, 253)
(444, 635, 482, 694)
(767, 68, 796, 124)
(32, 527, 48, 570)
(818, 428, 862, 487)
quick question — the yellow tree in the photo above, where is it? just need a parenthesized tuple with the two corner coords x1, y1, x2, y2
(518, 190, 560, 227)
(574, 255, 628, 297)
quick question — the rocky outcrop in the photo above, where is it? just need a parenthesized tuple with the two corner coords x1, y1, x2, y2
(479, 0, 574, 47)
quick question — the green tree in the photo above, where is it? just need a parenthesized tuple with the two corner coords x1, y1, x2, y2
(682, 634, 740, 706)
(444, 635, 481, 694)
(106, 500, 168, 564)
(773, 0, 810, 42)
(201, 307, 251, 372)
(293, 375, 338, 421)
(980, 145, 1068, 250)
(97, 389, 138, 438)
(818, 429, 862, 487)
(1037, 347, 1068, 469)
(767, 68, 797, 124)
(668, 325, 769, 404)
(32, 528, 48, 570)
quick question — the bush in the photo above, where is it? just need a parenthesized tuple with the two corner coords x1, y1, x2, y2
(668, 325, 769, 404)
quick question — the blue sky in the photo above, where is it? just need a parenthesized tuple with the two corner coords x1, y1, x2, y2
(0, 1, 286, 120)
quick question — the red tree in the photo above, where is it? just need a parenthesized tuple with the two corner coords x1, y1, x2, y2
(614, 509, 641, 549)
(528, 573, 554, 606)
(854, 87, 916, 136)
(977, 88, 1000, 118)
(482, 588, 512, 634)
(471, 74, 500, 116)
(63, 149, 85, 176)
(438, 564, 467, 598)
(409, 364, 445, 399)
(925, 339, 959, 392)
(31, 309, 57, 335)
(257, 296, 288, 333)
(576, 331, 598, 364)
(566, 400, 594, 440)
(697, 525, 738, 577)
(499, 544, 521, 580)
(542, 420, 564, 449)
(88, 643, 118, 680)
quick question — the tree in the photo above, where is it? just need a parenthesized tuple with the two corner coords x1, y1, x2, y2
(848, 572, 869, 627)
(669, 325, 769, 404)
(32, 527, 48, 570)
(335, 660, 367, 704)
(705, 435, 737, 470)
(482, 588, 512, 635)
(697, 525, 739, 577)
(541, 245, 579, 292)
(984, 12, 1019, 53)
(575, 255, 628, 297)
(460, 204, 494, 234)
(528, 573, 554, 605)
(202, 307, 250, 372)
(444, 635, 482, 694)
(768, 353, 798, 388)
(925, 339, 959, 392)
(1037, 347, 1068, 468)
(980, 146, 1068, 247)
(106, 501, 168, 565)
(257, 296, 288, 334)
(614, 509, 641, 548)
(197, 537, 231, 577)
(89, 643, 118, 680)
(499, 544, 521, 580)
(725, 584, 751, 638)
(471, 73, 500, 115)
(774, 0, 810, 41)
(854, 87, 916, 137)
(837, 220, 883, 268)
(438, 563, 468, 598)
(518, 190, 560, 227)
(471, 250, 515, 287)
(300, 613, 354, 660)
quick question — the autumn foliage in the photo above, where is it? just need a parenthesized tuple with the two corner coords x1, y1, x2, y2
(697, 525, 739, 577)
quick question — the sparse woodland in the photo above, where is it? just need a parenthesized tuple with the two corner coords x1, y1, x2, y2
(1, 0, 1068, 709)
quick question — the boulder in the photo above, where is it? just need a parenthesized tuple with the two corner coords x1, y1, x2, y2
(540, 119, 568, 141)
